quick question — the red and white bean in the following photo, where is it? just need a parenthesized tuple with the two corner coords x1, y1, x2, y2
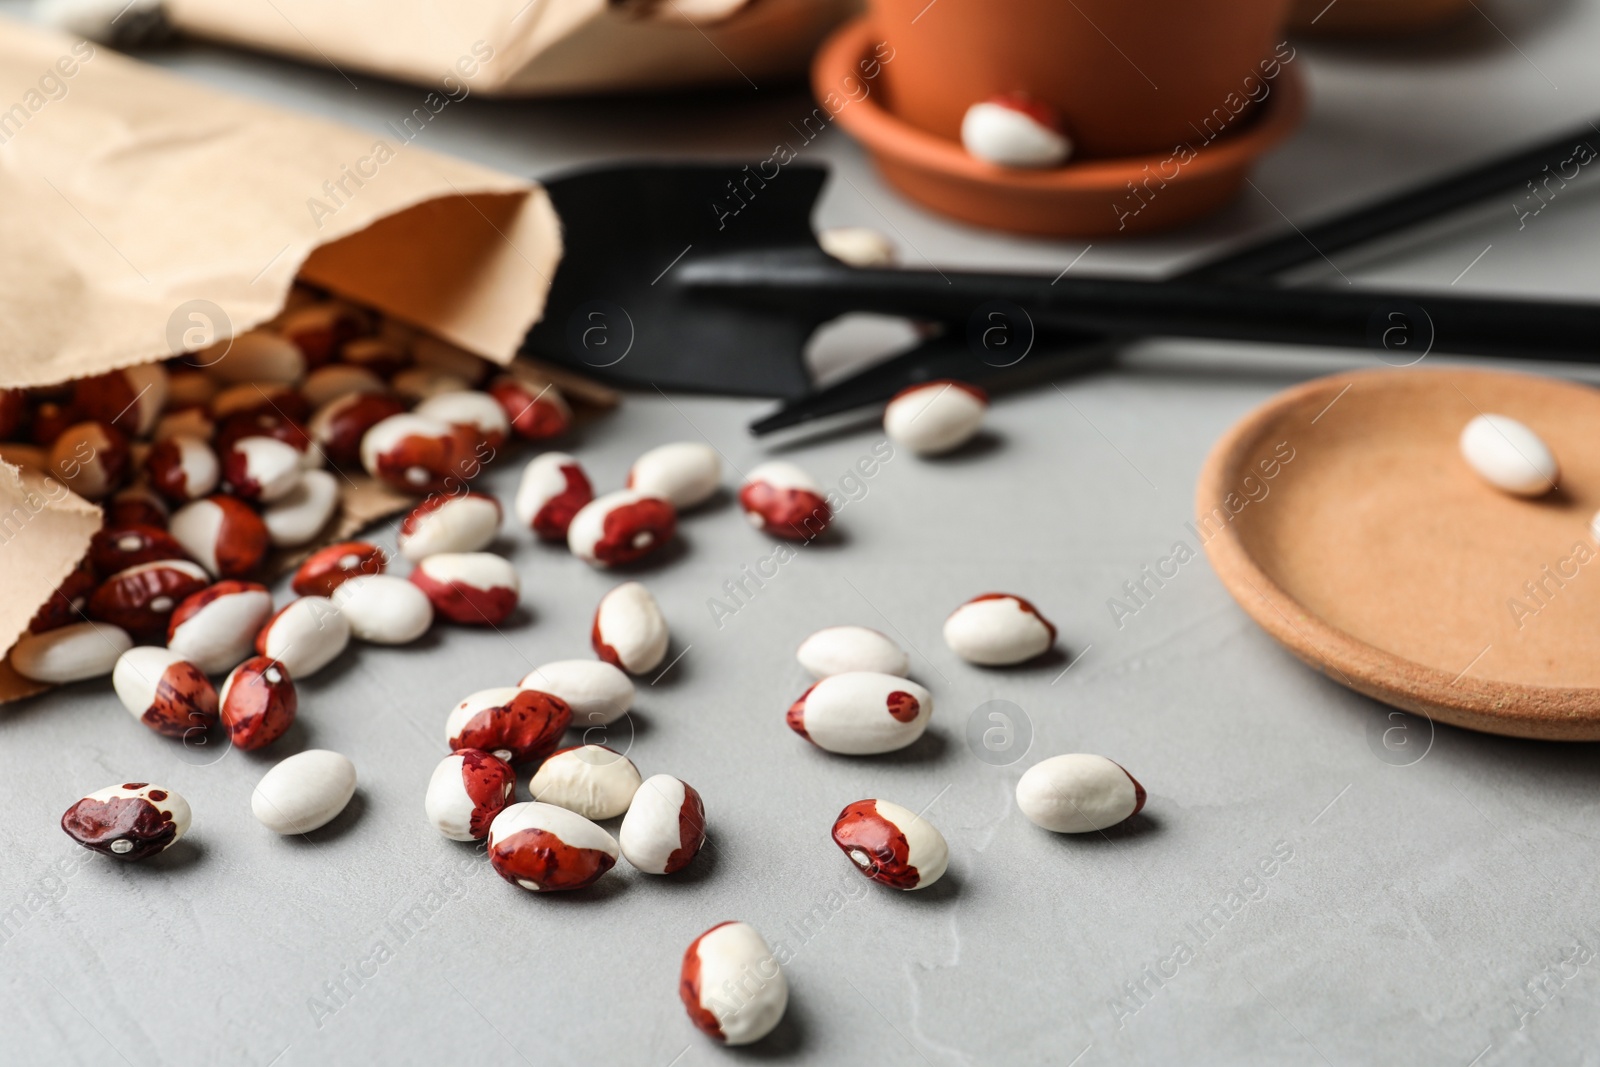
(831, 798, 948, 890)
(112, 646, 218, 738)
(883, 379, 988, 456)
(528, 744, 642, 820)
(88, 559, 210, 641)
(943, 593, 1056, 665)
(425, 749, 516, 841)
(1015, 754, 1147, 833)
(739, 460, 830, 540)
(144, 435, 218, 503)
(409, 552, 519, 625)
(396, 492, 501, 560)
(618, 774, 705, 874)
(166, 580, 273, 675)
(518, 659, 633, 728)
(444, 687, 572, 764)
(331, 574, 433, 644)
(291, 541, 385, 597)
(9, 622, 131, 683)
(627, 442, 721, 510)
(680, 922, 787, 1045)
(487, 801, 618, 892)
(169, 496, 270, 578)
(60, 783, 191, 861)
(219, 656, 297, 751)
(255, 596, 350, 679)
(797, 625, 909, 678)
(591, 581, 669, 675)
(414, 390, 509, 452)
(568, 489, 677, 566)
(786, 672, 932, 755)
(512, 452, 593, 541)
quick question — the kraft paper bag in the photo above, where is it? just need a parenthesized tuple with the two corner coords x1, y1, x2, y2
(0, 19, 563, 686)
(161, 0, 857, 97)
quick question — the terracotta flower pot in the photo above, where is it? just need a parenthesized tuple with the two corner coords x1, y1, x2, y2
(814, 19, 1305, 237)
(866, 0, 1295, 159)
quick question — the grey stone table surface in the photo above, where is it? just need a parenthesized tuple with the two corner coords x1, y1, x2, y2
(3, 3, 1600, 1065)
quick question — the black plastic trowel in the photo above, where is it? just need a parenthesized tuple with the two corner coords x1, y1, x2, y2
(524, 134, 1600, 433)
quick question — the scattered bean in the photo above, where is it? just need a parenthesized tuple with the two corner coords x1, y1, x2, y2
(568, 489, 677, 566)
(112, 646, 218, 738)
(415, 390, 509, 451)
(518, 659, 633, 728)
(739, 460, 830, 540)
(396, 492, 502, 560)
(261, 468, 340, 548)
(219, 656, 297, 750)
(332, 574, 433, 644)
(360, 413, 471, 494)
(883, 379, 988, 456)
(786, 672, 932, 755)
(618, 773, 705, 874)
(628, 442, 721, 510)
(487, 801, 618, 892)
(200, 330, 306, 383)
(144, 435, 219, 503)
(88, 524, 190, 575)
(287, 547, 380, 603)
(167, 580, 273, 675)
(255, 596, 350, 678)
(426, 748, 516, 841)
(410, 552, 519, 625)
(301, 364, 383, 409)
(445, 687, 572, 764)
(487, 375, 571, 440)
(75, 364, 168, 437)
(221, 436, 303, 504)
(1015, 753, 1146, 833)
(1459, 413, 1558, 496)
(169, 495, 271, 578)
(680, 922, 787, 1045)
(28, 563, 96, 634)
(960, 94, 1072, 168)
(592, 581, 669, 675)
(87, 559, 210, 641)
(513, 451, 593, 541)
(831, 799, 948, 889)
(797, 625, 909, 678)
(818, 226, 896, 268)
(104, 486, 170, 530)
(61, 783, 191, 860)
(9, 621, 131, 683)
(49, 421, 129, 500)
(252, 749, 357, 834)
(309, 392, 406, 468)
(943, 593, 1056, 665)
(528, 744, 642, 820)
(391, 367, 469, 403)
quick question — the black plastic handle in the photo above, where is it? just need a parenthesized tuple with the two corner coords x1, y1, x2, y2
(683, 256, 1600, 363)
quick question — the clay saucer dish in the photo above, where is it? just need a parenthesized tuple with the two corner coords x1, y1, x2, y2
(1200, 367, 1600, 740)
(812, 18, 1307, 238)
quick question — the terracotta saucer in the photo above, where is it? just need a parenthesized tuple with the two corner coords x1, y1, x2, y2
(1199, 367, 1600, 741)
(812, 18, 1307, 238)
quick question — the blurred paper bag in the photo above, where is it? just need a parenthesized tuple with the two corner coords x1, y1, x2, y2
(0, 19, 561, 681)
(163, 0, 857, 96)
